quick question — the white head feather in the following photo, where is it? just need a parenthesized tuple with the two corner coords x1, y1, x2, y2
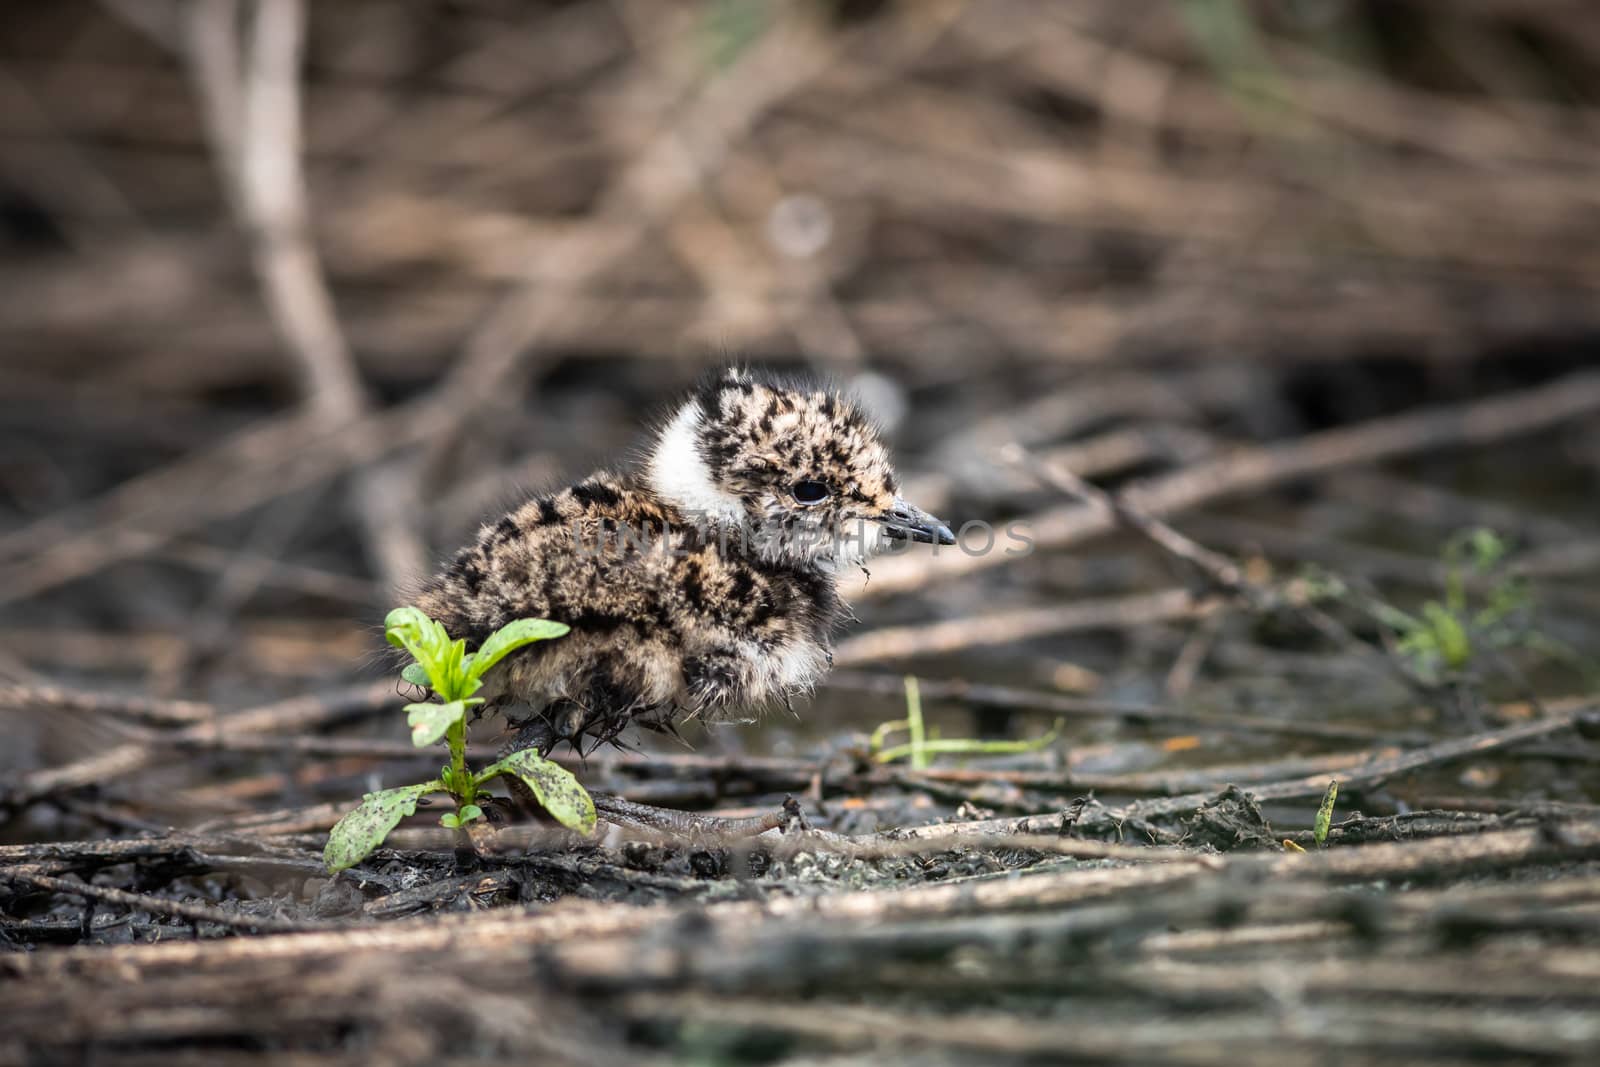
(646, 400, 745, 525)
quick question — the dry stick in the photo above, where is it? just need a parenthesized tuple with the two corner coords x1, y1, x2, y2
(1332, 470, 1586, 545)
(616, 992, 1596, 1062)
(832, 587, 1216, 665)
(0, 408, 308, 569)
(857, 368, 1600, 599)
(0, 622, 364, 679)
(4, 822, 1597, 999)
(471, 819, 1203, 866)
(894, 697, 1595, 842)
(896, 748, 1392, 799)
(168, 732, 1385, 832)
(827, 670, 1406, 743)
(1002, 442, 1246, 588)
(0, 407, 435, 608)
(1234, 697, 1595, 802)
(1105, 951, 1600, 1009)
(1, 680, 397, 807)
(403, 2, 960, 474)
(0, 681, 214, 728)
(616, 994, 1234, 1062)
(1003, 442, 1430, 699)
(157, 537, 376, 605)
(184, 0, 425, 588)
(0, 832, 389, 890)
(1, 867, 322, 934)
(936, 423, 1219, 508)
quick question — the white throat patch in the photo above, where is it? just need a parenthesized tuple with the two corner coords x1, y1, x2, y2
(647, 401, 745, 524)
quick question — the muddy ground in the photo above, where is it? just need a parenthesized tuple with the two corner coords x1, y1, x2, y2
(4, 352, 1599, 1066)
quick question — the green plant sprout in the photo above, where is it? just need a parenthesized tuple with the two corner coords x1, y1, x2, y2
(869, 675, 1062, 767)
(1386, 529, 1523, 680)
(1305, 528, 1593, 689)
(1313, 779, 1338, 847)
(324, 607, 593, 873)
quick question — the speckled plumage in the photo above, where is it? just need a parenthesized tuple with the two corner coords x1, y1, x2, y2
(413, 368, 953, 753)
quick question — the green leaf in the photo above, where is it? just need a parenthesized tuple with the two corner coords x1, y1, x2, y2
(1423, 601, 1472, 669)
(444, 638, 467, 693)
(324, 781, 441, 873)
(406, 700, 466, 748)
(477, 748, 595, 835)
(1313, 780, 1338, 847)
(440, 805, 482, 829)
(385, 607, 457, 695)
(464, 618, 571, 687)
(384, 607, 439, 661)
(400, 662, 430, 689)
(904, 674, 926, 770)
(384, 605, 429, 647)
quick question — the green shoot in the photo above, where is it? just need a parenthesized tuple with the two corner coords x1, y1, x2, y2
(870, 675, 1062, 765)
(874, 732, 1063, 764)
(322, 781, 441, 874)
(324, 608, 590, 873)
(1311, 528, 1596, 689)
(1313, 780, 1338, 847)
(905, 675, 927, 770)
(1385, 529, 1530, 683)
(867, 717, 911, 755)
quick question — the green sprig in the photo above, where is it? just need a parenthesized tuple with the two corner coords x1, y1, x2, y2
(324, 609, 580, 873)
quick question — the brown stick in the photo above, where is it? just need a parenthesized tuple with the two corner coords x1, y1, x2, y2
(2, 680, 398, 807)
(856, 368, 1600, 598)
(0, 682, 214, 727)
(894, 696, 1594, 841)
(1, 867, 323, 934)
(832, 588, 1216, 666)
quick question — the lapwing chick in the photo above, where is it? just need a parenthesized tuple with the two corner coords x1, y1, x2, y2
(413, 367, 954, 755)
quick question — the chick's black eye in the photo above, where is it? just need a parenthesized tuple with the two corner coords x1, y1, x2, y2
(792, 480, 830, 505)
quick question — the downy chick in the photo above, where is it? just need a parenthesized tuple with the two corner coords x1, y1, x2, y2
(413, 367, 954, 754)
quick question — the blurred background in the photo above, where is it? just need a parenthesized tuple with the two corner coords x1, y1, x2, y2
(3, 0, 1599, 817)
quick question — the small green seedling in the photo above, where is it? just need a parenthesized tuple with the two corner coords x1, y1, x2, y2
(324, 607, 593, 873)
(1384, 530, 1522, 681)
(1308, 528, 1594, 689)
(1313, 779, 1338, 847)
(869, 675, 1062, 767)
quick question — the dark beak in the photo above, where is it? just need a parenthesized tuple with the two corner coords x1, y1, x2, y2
(881, 498, 956, 545)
